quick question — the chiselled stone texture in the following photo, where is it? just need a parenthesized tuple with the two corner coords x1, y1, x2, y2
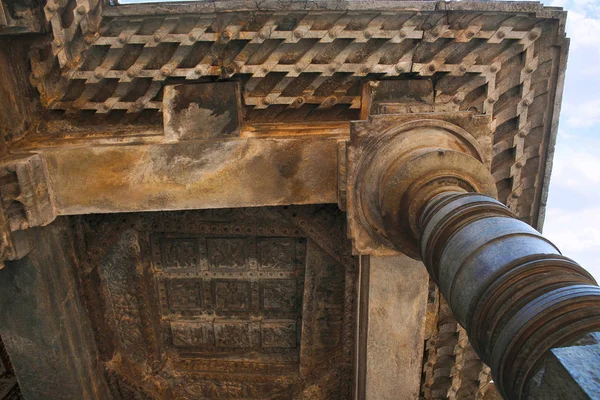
(28, 0, 567, 229)
(73, 205, 357, 399)
(0, 0, 44, 35)
(421, 296, 500, 400)
(0, 218, 111, 400)
(0, 335, 21, 400)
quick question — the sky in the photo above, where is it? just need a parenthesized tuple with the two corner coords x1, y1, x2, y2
(117, 0, 600, 279)
(540, 0, 600, 280)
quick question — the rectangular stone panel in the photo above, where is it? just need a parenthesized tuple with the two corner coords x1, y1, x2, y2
(166, 279, 203, 311)
(213, 280, 251, 312)
(160, 237, 199, 269)
(207, 238, 247, 270)
(148, 231, 311, 379)
(257, 238, 296, 270)
(171, 321, 215, 348)
(260, 280, 297, 315)
(214, 322, 253, 348)
(164, 82, 243, 141)
(261, 321, 297, 348)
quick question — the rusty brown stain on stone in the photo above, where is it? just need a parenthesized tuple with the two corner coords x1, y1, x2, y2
(44, 138, 338, 215)
(164, 82, 243, 141)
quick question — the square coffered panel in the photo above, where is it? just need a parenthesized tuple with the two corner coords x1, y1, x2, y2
(75, 205, 357, 399)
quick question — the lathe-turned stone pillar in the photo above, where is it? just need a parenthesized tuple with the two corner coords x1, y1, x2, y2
(418, 192, 600, 399)
(347, 113, 600, 399)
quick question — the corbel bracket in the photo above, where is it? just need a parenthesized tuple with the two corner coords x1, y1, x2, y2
(0, 154, 56, 268)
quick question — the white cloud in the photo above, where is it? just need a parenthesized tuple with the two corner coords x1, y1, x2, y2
(544, 133, 600, 280)
(550, 139, 600, 187)
(565, 11, 600, 50)
(563, 99, 600, 127)
(544, 207, 600, 279)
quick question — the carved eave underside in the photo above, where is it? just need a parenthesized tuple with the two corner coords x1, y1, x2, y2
(23, 0, 568, 230)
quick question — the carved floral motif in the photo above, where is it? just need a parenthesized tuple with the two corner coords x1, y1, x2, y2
(214, 323, 252, 348)
(262, 322, 297, 348)
(77, 206, 356, 399)
(184, 381, 260, 399)
(171, 321, 214, 347)
(261, 280, 297, 312)
(167, 280, 203, 311)
(101, 232, 147, 362)
(160, 238, 198, 269)
(257, 238, 295, 270)
(213, 281, 250, 312)
(207, 238, 246, 270)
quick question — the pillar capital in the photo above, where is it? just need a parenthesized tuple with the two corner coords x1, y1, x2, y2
(346, 112, 496, 258)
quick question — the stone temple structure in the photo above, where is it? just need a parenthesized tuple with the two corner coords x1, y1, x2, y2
(1, 0, 599, 399)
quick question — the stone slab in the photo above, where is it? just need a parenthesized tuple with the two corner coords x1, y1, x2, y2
(163, 82, 243, 142)
(43, 137, 340, 215)
(0, 218, 110, 399)
(363, 255, 429, 400)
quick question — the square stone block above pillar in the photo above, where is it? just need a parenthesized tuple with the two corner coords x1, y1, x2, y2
(355, 254, 429, 400)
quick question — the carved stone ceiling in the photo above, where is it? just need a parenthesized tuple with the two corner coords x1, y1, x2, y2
(74, 205, 357, 399)
(30, 0, 568, 229)
(8, 2, 568, 398)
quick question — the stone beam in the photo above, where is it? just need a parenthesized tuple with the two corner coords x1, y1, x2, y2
(41, 136, 340, 215)
(12, 81, 346, 216)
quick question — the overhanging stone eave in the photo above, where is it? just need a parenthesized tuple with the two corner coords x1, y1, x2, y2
(30, 0, 570, 227)
(103, 0, 563, 17)
(533, 35, 570, 232)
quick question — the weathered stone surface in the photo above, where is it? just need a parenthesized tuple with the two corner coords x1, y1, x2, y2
(163, 82, 243, 141)
(364, 79, 435, 115)
(0, 333, 21, 399)
(347, 112, 496, 257)
(43, 138, 339, 215)
(0, 0, 44, 36)
(73, 205, 356, 399)
(0, 35, 39, 151)
(0, 2, 576, 399)
(0, 154, 57, 269)
(0, 218, 110, 400)
(26, 0, 569, 229)
(527, 333, 600, 400)
(362, 255, 429, 400)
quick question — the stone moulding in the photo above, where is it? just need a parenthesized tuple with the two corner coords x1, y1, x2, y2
(0, 1, 573, 399)
(346, 112, 496, 256)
